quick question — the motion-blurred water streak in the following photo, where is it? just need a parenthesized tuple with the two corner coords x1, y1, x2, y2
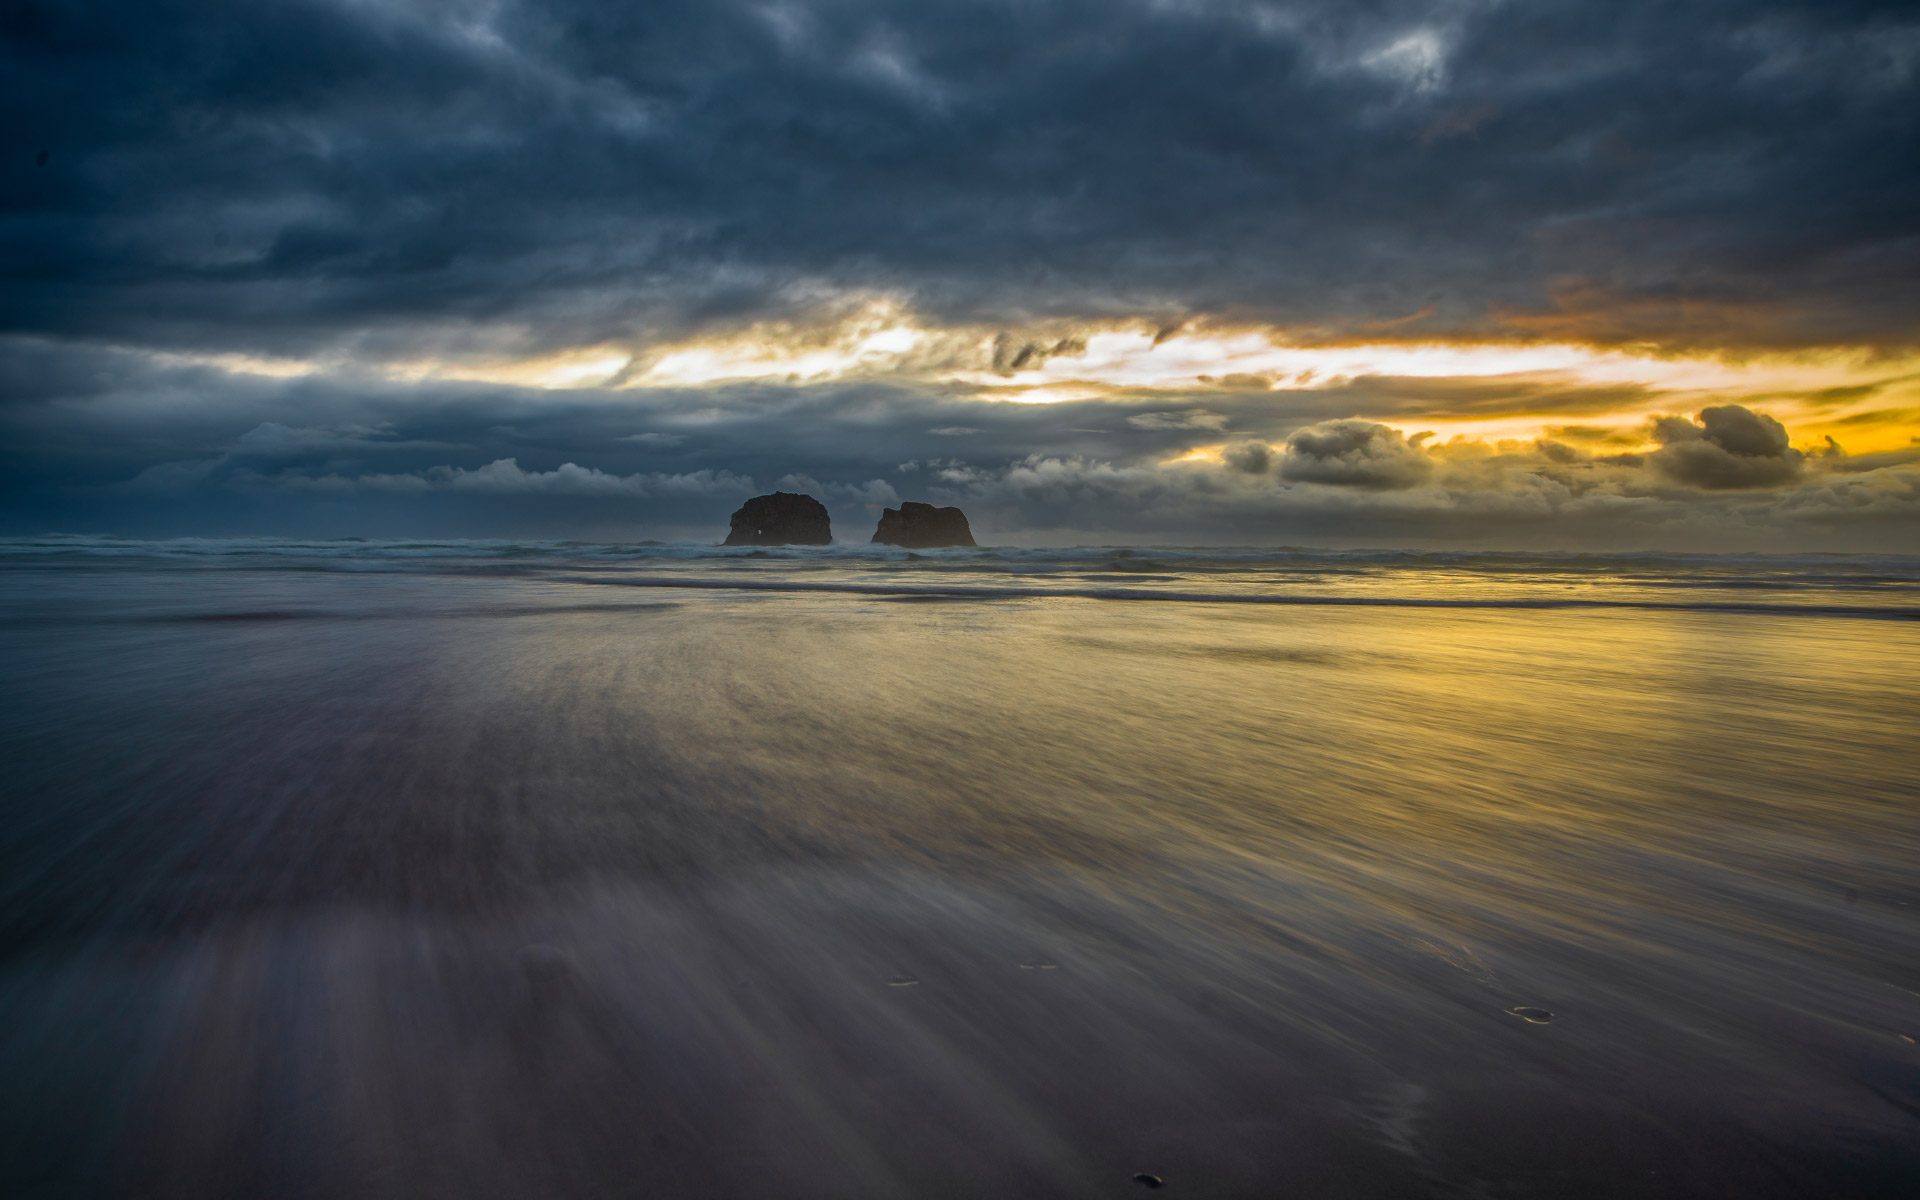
(2, 539, 1917, 1198)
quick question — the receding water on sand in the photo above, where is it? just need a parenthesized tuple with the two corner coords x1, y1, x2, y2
(1, 540, 1917, 1197)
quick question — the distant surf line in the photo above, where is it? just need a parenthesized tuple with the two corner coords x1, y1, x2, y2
(555, 574, 1920, 620)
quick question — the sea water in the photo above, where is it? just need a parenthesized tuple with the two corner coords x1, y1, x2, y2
(1, 538, 1916, 1197)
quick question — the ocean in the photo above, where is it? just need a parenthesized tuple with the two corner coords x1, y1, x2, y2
(2, 537, 1917, 1198)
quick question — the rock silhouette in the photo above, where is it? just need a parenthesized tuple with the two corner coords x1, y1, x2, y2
(871, 502, 976, 548)
(724, 492, 832, 546)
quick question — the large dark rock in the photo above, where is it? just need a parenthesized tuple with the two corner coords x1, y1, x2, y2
(724, 492, 832, 546)
(871, 502, 976, 548)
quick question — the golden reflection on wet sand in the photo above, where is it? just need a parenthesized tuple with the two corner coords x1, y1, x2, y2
(1, 558, 1916, 1198)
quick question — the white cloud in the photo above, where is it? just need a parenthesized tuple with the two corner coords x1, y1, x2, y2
(1361, 29, 1450, 94)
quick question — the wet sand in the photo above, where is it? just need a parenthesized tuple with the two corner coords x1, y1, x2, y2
(2, 544, 1917, 1197)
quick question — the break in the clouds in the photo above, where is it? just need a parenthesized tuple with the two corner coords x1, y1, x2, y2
(4, 0, 1919, 547)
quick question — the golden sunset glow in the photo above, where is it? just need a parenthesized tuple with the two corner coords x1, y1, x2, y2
(137, 303, 1920, 458)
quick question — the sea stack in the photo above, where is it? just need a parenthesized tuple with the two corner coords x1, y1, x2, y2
(871, 502, 976, 549)
(723, 492, 832, 546)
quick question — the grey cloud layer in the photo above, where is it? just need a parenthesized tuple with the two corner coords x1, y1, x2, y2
(6, 0, 1919, 353)
(4, 337, 1913, 549)
(922, 422, 1919, 550)
(1650, 405, 1804, 489)
(5, 1, 1918, 545)
(1279, 421, 1432, 490)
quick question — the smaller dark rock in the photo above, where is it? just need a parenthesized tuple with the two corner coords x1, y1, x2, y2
(724, 492, 832, 546)
(1505, 1006, 1554, 1024)
(871, 501, 976, 548)
(1132, 1173, 1164, 1188)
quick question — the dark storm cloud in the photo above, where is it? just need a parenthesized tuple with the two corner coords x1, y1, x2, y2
(6, 1, 1920, 547)
(1649, 404, 1805, 488)
(1280, 420, 1432, 490)
(6, 0, 1919, 355)
(1222, 440, 1274, 474)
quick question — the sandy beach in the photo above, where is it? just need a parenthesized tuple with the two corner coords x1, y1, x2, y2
(1, 541, 1915, 1197)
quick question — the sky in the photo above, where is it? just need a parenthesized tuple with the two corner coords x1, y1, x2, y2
(4, 0, 1919, 549)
